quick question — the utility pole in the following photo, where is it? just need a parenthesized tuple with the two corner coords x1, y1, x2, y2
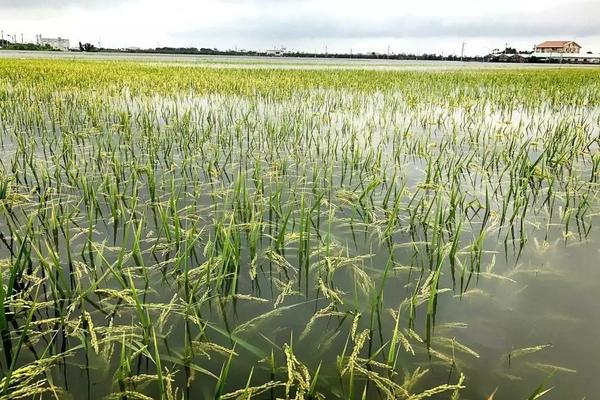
(21, 33, 24, 44)
(387, 44, 390, 58)
(460, 42, 466, 61)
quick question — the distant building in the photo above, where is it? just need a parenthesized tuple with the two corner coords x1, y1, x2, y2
(36, 35, 70, 51)
(529, 52, 600, 64)
(487, 53, 528, 63)
(265, 48, 286, 56)
(534, 41, 581, 54)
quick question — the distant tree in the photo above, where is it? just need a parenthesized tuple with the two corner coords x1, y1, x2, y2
(0, 41, 58, 51)
(79, 42, 97, 52)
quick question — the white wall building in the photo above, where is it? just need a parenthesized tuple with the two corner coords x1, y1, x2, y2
(36, 35, 70, 51)
(265, 48, 287, 56)
(529, 51, 600, 63)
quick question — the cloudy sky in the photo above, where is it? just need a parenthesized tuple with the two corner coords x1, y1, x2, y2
(1, 0, 599, 55)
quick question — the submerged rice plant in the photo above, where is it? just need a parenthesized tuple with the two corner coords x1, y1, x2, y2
(0, 58, 599, 399)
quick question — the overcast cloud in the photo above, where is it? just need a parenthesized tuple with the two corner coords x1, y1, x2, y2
(1, 0, 599, 55)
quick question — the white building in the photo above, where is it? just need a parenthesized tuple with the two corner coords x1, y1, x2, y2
(36, 35, 70, 51)
(529, 52, 600, 63)
(265, 48, 287, 56)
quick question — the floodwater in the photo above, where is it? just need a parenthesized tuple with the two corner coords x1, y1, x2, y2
(0, 57, 599, 400)
(1, 49, 599, 71)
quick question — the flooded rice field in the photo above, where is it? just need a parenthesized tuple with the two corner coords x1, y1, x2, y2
(2, 50, 599, 71)
(0, 59, 599, 399)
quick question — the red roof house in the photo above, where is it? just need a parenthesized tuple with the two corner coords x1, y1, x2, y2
(535, 41, 581, 53)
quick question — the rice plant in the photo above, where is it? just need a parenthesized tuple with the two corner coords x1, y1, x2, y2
(0, 58, 599, 399)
